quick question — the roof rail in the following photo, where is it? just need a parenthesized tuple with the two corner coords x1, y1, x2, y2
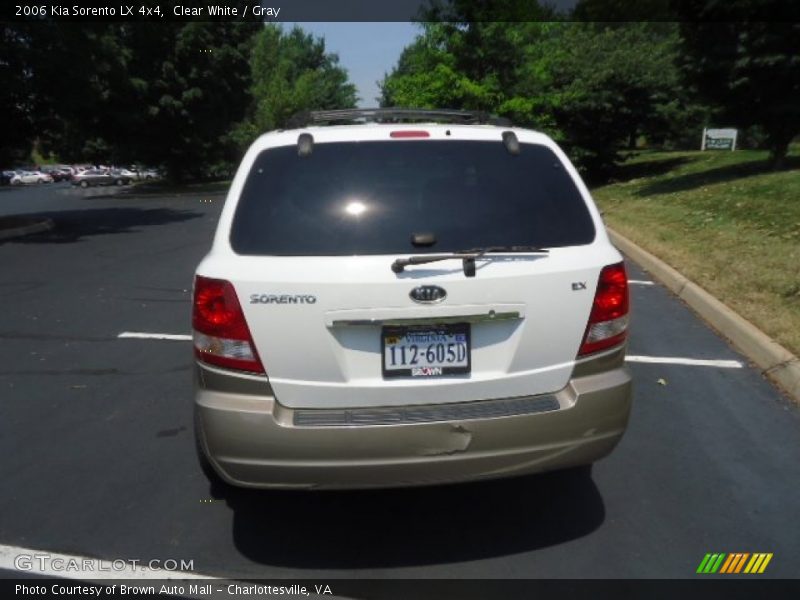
(285, 108, 512, 129)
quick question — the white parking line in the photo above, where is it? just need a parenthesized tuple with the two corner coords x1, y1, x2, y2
(118, 331, 745, 369)
(626, 355, 743, 368)
(0, 543, 211, 579)
(629, 280, 655, 286)
(118, 332, 192, 341)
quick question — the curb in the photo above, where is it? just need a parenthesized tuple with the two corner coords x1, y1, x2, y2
(0, 218, 54, 242)
(608, 228, 800, 404)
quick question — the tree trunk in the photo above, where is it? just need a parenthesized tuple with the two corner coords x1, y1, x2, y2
(627, 130, 637, 150)
(769, 142, 787, 170)
(767, 128, 793, 170)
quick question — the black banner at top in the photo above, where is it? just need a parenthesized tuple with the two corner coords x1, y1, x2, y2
(2, 0, 800, 23)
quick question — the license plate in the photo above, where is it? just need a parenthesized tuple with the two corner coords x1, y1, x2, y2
(381, 324, 471, 378)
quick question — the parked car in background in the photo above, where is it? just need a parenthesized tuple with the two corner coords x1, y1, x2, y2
(114, 168, 138, 179)
(71, 168, 133, 187)
(39, 166, 71, 182)
(11, 171, 53, 184)
(126, 166, 145, 180)
(1, 170, 16, 185)
(140, 168, 161, 180)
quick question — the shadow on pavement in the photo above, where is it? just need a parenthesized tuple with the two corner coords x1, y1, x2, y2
(0, 207, 202, 244)
(219, 467, 605, 568)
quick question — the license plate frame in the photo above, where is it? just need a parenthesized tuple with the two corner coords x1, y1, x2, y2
(381, 323, 471, 378)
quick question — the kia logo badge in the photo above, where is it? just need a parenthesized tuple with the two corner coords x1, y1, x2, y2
(410, 286, 447, 304)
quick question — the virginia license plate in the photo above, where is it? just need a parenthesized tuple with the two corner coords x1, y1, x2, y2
(381, 324, 471, 378)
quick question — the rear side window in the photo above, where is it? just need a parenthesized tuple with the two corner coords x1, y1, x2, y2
(230, 140, 595, 256)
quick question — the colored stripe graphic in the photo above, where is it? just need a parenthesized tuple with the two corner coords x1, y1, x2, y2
(734, 553, 750, 573)
(709, 554, 726, 573)
(699, 552, 773, 574)
(719, 554, 736, 573)
(745, 554, 762, 573)
(721, 553, 738, 573)
(758, 554, 773, 573)
(697, 554, 713, 573)
(728, 552, 750, 573)
(701, 554, 719, 573)
(726, 553, 743, 574)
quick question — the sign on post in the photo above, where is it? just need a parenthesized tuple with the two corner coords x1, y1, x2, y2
(701, 128, 738, 151)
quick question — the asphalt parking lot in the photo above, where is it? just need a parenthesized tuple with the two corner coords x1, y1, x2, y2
(0, 182, 798, 580)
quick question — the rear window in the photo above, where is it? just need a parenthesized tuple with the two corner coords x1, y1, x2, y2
(230, 140, 595, 256)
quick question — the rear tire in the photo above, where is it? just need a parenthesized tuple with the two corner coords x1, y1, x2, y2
(115, 179, 123, 186)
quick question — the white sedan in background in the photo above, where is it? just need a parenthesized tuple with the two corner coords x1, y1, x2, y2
(10, 171, 53, 184)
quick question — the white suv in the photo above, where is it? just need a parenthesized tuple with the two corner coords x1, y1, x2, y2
(193, 109, 632, 489)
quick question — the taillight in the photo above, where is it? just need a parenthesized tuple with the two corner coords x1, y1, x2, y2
(192, 276, 265, 374)
(578, 263, 629, 356)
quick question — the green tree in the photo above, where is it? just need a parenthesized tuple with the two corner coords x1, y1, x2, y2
(677, 2, 800, 168)
(380, 23, 501, 111)
(1, 24, 36, 165)
(380, 17, 690, 179)
(542, 23, 688, 178)
(118, 21, 259, 179)
(0, 24, 126, 165)
(39, 25, 133, 164)
(0, 21, 259, 180)
(233, 25, 358, 146)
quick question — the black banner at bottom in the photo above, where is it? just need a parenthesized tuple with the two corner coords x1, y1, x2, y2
(4, 578, 800, 600)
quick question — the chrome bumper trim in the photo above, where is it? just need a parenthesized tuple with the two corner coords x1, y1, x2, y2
(330, 311, 522, 327)
(293, 394, 559, 427)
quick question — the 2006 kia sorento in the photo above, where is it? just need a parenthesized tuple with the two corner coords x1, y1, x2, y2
(193, 108, 632, 489)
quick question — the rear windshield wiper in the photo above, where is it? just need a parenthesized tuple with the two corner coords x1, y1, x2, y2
(391, 245, 549, 277)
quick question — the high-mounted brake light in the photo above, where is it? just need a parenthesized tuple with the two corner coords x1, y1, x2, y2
(578, 263, 629, 356)
(192, 276, 265, 374)
(390, 130, 430, 138)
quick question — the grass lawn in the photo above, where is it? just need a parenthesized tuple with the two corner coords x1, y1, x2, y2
(592, 148, 800, 357)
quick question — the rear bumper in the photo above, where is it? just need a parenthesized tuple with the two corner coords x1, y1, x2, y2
(195, 352, 632, 489)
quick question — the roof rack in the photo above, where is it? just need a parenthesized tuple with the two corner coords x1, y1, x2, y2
(285, 108, 512, 129)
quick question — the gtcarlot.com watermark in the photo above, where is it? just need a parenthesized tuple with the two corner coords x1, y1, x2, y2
(14, 553, 194, 573)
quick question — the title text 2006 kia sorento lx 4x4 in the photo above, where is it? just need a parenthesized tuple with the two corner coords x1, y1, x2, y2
(193, 108, 632, 489)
